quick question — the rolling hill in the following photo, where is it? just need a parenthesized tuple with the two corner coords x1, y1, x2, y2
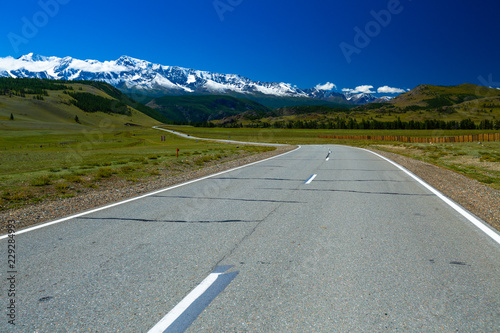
(0, 78, 168, 130)
(351, 83, 500, 122)
(387, 83, 500, 110)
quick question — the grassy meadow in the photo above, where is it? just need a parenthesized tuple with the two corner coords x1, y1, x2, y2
(0, 125, 273, 211)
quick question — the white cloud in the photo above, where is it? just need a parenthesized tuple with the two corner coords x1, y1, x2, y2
(342, 85, 375, 94)
(315, 82, 336, 91)
(377, 85, 406, 94)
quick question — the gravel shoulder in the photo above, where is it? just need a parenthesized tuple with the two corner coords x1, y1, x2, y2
(1, 145, 499, 234)
(369, 148, 500, 232)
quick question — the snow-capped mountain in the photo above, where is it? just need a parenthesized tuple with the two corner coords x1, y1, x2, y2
(0, 53, 382, 104)
(343, 92, 379, 105)
(0, 53, 310, 97)
(372, 96, 393, 103)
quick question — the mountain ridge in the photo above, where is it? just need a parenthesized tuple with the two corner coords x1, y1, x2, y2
(0, 53, 383, 106)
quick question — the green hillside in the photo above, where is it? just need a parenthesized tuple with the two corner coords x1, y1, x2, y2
(388, 84, 500, 109)
(0, 78, 168, 130)
(352, 83, 500, 124)
(146, 95, 271, 123)
(78, 81, 171, 123)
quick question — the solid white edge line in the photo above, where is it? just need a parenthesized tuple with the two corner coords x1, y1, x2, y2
(0, 145, 301, 240)
(305, 174, 317, 184)
(360, 147, 500, 245)
(147, 272, 221, 333)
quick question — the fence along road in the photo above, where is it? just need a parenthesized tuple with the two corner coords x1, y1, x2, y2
(1, 145, 499, 332)
(319, 132, 500, 143)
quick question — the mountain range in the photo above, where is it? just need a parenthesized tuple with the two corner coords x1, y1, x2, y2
(1, 75, 497, 128)
(0, 53, 389, 106)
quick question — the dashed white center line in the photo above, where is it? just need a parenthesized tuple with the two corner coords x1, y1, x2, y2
(325, 149, 332, 161)
(305, 174, 317, 184)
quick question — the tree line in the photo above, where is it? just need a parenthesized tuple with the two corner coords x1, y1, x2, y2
(0, 77, 71, 96)
(67, 92, 131, 116)
(197, 117, 500, 130)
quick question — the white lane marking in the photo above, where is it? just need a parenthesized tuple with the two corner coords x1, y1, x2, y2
(326, 149, 332, 161)
(362, 148, 500, 245)
(148, 269, 224, 333)
(305, 174, 317, 184)
(0, 146, 301, 240)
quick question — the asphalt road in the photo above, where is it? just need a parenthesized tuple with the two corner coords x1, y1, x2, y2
(1, 145, 499, 332)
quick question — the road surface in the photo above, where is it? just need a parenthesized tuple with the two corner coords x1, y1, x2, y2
(1, 145, 499, 332)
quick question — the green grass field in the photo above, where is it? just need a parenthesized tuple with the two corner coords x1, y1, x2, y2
(0, 126, 273, 211)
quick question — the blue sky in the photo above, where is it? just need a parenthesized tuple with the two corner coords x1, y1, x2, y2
(1, 0, 499, 95)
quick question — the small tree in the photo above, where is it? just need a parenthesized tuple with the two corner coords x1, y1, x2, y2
(75, 115, 80, 123)
(9, 113, 14, 120)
